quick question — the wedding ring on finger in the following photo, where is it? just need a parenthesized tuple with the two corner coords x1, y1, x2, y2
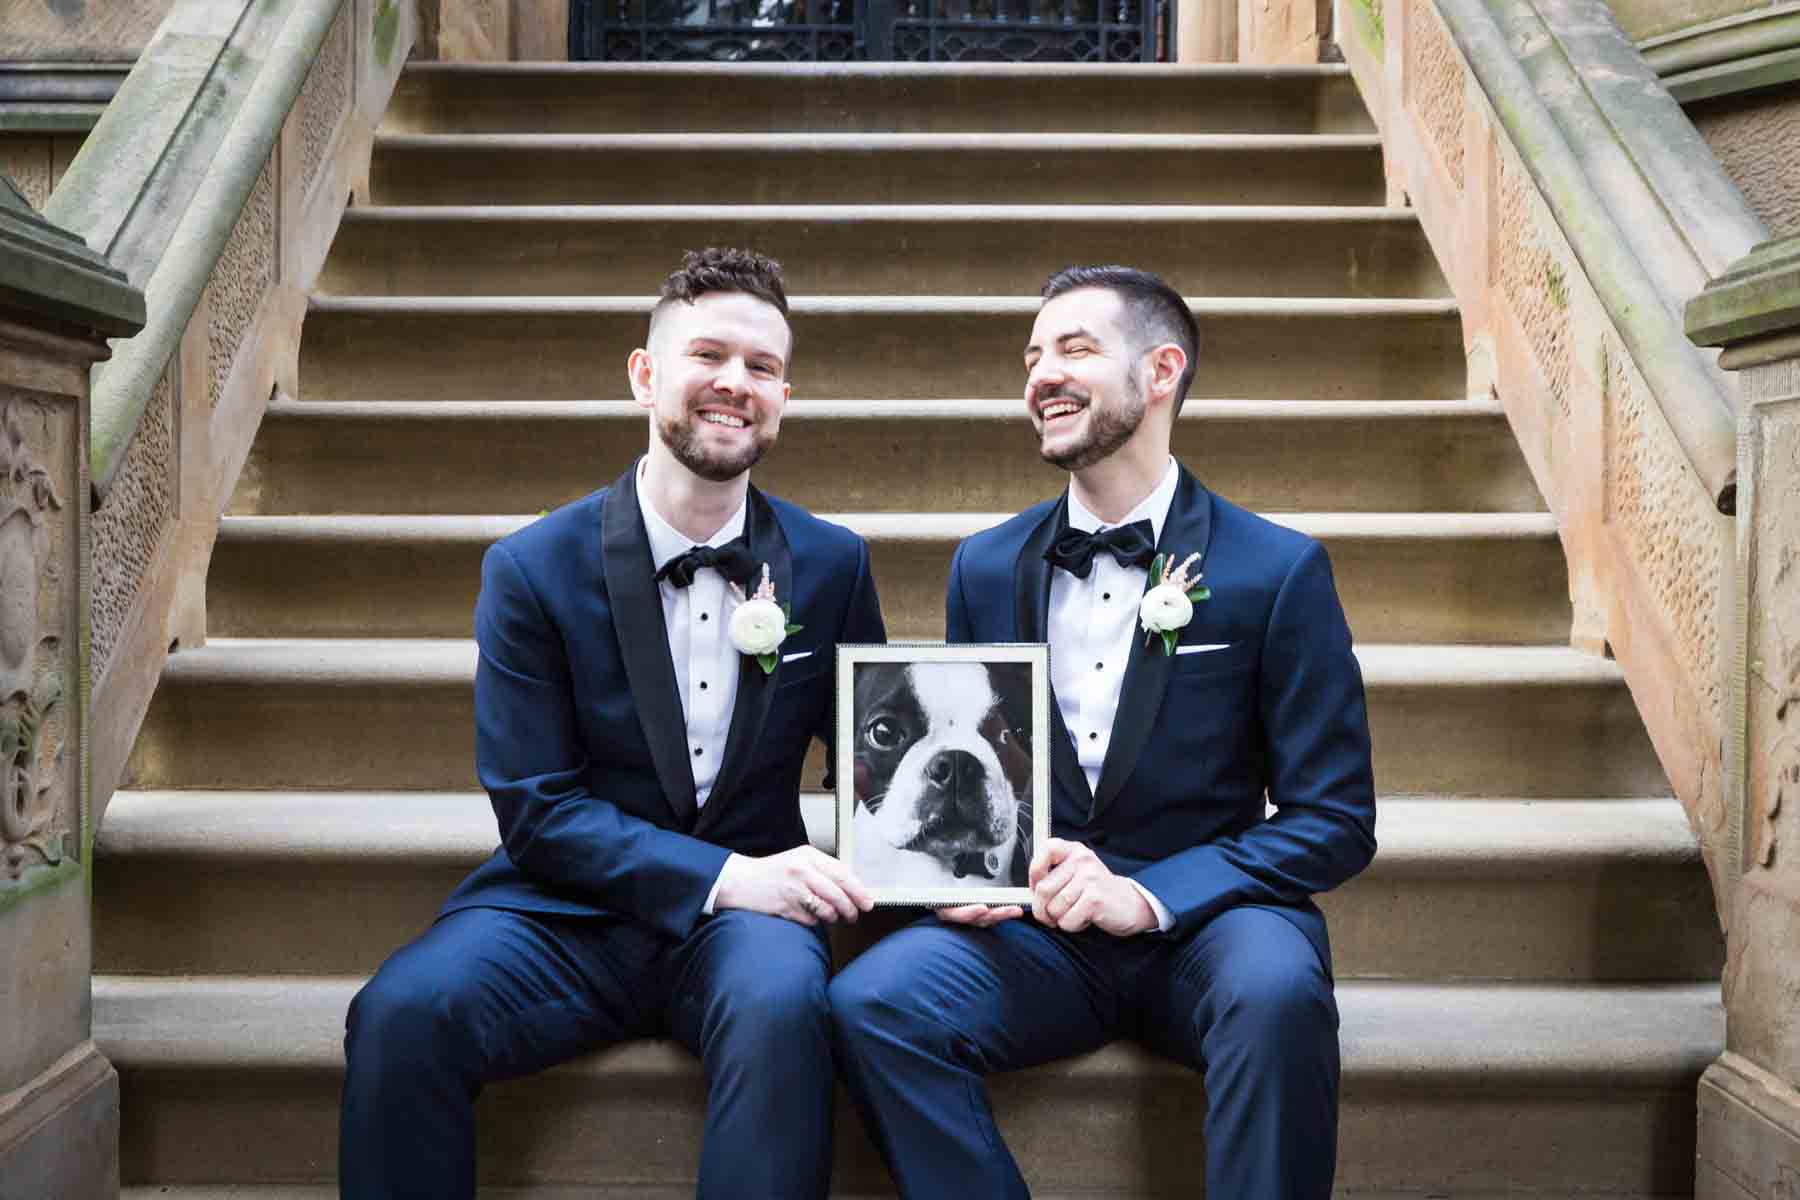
(804, 893, 828, 918)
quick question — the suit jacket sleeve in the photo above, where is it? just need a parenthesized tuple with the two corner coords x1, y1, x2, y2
(475, 540, 731, 941)
(945, 540, 974, 642)
(1130, 540, 1377, 938)
(819, 537, 887, 789)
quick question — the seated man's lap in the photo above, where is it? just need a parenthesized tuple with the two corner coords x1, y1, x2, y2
(832, 908, 1336, 1077)
(349, 907, 837, 1084)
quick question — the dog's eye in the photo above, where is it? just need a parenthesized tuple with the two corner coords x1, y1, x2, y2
(864, 717, 902, 751)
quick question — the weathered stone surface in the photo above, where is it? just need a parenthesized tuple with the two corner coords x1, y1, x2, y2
(1698, 1051, 1800, 1200)
(0, 391, 77, 889)
(0, 1043, 117, 1200)
(1692, 88, 1800, 239)
(0, 0, 174, 62)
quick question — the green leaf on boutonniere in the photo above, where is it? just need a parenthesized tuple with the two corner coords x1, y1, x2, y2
(785, 623, 804, 636)
(1148, 553, 1167, 586)
(756, 652, 778, 675)
(1187, 586, 1211, 603)
(1160, 629, 1178, 657)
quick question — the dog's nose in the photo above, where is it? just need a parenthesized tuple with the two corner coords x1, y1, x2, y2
(926, 750, 989, 817)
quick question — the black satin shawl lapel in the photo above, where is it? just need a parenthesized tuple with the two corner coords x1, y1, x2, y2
(1091, 469, 1216, 819)
(1016, 497, 1094, 815)
(600, 461, 699, 828)
(693, 485, 790, 838)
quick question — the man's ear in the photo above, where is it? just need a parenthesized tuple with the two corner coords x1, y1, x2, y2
(627, 347, 655, 409)
(1146, 342, 1188, 409)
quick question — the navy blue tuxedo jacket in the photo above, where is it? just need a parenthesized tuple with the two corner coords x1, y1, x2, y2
(946, 465, 1376, 969)
(442, 461, 885, 941)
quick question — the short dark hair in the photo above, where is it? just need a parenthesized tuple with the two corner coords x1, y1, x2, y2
(650, 247, 793, 368)
(1040, 265, 1199, 414)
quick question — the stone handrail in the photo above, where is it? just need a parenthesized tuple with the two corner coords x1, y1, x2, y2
(1338, 0, 1764, 917)
(43, 0, 415, 818)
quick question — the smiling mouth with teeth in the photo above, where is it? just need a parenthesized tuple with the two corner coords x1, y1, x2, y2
(699, 411, 749, 429)
(1039, 401, 1085, 423)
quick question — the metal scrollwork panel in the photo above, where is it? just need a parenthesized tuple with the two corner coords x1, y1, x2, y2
(0, 391, 75, 884)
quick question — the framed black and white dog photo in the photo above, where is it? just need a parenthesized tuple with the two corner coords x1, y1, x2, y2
(835, 644, 1050, 906)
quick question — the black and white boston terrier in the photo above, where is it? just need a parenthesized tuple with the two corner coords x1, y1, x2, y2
(851, 661, 1033, 889)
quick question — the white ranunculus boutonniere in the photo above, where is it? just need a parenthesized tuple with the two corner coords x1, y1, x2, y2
(729, 564, 804, 676)
(1140, 551, 1211, 657)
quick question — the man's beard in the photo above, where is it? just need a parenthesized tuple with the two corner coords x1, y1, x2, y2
(1037, 373, 1146, 472)
(658, 404, 774, 483)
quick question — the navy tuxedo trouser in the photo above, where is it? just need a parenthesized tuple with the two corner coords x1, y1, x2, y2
(339, 906, 834, 1200)
(829, 906, 1340, 1200)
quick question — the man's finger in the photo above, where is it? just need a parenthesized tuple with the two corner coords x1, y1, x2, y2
(1027, 838, 1077, 889)
(809, 850, 877, 913)
(1034, 856, 1087, 918)
(1058, 889, 1102, 933)
(936, 904, 994, 925)
(804, 871, 859, 923)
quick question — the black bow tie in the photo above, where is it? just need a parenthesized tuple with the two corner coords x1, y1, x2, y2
(1043, 520, 1157, 579)
(654, 538, 760, 589)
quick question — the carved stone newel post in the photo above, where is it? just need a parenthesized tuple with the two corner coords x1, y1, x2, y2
(1689, 237, 1800, 1198)
(0, 176, 143, 1197)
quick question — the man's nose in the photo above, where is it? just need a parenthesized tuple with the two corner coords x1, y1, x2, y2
(713, 357, 749, 395)
(1026, 361, 1064, 404)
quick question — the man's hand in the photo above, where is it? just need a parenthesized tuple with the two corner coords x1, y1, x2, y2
(713, 846, 874, 926)
(1028, 838, 1157, 936)
(935, 902, 1024, 928)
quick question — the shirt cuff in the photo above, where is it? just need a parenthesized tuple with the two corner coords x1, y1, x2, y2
(1127, 879, 1175, 933)
(702, 853, 741, 915)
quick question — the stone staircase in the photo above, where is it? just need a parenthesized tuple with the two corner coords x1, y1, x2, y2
(94, 63, 1725, 1197)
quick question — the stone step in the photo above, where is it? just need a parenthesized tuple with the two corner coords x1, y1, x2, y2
(296, 296, 1468, 403)
(235, 397, 1542, 517)
(125, 641, 1670, 798)
(318, 205, 1447, 299)
(93, 792, 1721, 981)
(368, 132, 1387, 206)
(93, 974, 1720, 1194)
(382, 62, 1375, 135)
(206, 510, 1571, 645)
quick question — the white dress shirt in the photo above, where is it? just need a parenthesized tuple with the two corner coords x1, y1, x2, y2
(638, 476, 749, 915)
(1046, 456, 1181, 932)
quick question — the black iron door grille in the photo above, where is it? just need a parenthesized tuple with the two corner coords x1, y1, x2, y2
(570, 0, 1170, 61)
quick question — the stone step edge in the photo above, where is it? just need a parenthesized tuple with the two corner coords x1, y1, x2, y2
(306, 294, 1459, 318)
(373, 131, 1383, 151)
(259, 398, 1503, 423)
(337, 202, 1421, 223)
(92, 974, 1721, 1086)
(154, 640, 1628, 690)
(394, 61, 1356, 79)
(216, 511, 1561, 547)
(96, 792, 1699, 876)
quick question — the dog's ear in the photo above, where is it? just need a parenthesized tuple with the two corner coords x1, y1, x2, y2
(988, 663, 1033, 736)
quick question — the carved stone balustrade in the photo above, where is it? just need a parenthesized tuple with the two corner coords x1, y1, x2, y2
(1688, 234, 1800, 1199)
(0, 173, 144, 1197)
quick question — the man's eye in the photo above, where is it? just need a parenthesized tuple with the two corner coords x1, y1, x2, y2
(695, 350, 721, 361)
(865, 718, 902, 751)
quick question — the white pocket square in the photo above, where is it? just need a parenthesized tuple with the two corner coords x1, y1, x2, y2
(781, 650, 815, 663)
(1176, 643, 1232, 655)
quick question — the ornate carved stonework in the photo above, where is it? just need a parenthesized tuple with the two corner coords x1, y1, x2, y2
(1495, 158, 1572, 420)
(91, 366, 175, 677)
(1748, 398, 1800, 872)
(297, 5, 353, 201)
(204, 155, 277, 411)
(1604, 337, 1726, 737)
(0, 393, 71, 880)
(1407, 0, 1465, 190)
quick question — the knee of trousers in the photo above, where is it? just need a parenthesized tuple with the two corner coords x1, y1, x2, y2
(826, 968, 930, 1059)
(709, 968, 831, 1050)
(345, 966, 481, 1076)
(1203, 957, 1338, 1050)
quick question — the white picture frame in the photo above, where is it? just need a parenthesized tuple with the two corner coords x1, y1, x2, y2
(835, 643, 1051, 907)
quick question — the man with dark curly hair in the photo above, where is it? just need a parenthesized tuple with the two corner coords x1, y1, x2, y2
(339, 248, 885, 1199)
